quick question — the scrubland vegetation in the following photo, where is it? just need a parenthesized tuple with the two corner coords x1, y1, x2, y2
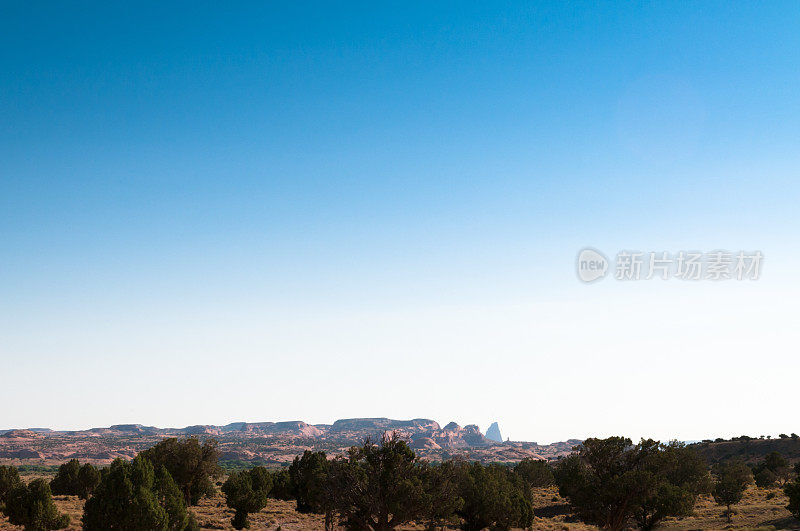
(3, 433, 800, 530)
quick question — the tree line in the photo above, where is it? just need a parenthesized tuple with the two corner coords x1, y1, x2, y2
(3, 433, 800, 530)
(0, 437, 217, 531)
(223, 432, 539, 530)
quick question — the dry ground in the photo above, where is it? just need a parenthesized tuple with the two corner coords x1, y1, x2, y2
(527, 485, 800, 530)
(2, 478, 800, 530)
(660, 486, 800, 530)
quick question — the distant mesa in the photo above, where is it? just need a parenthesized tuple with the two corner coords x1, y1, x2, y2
(331, 418, 441, 433)
(108, 424, 160, 436)
(0, 419, 501, 448)
(0, 417, 571, 466)
(0, 429, 42, 439)
(273, 421, 324, 437)
(183, 425, 222, 436)
(486, 422, 503, 443)
(221, 421, 323, 438)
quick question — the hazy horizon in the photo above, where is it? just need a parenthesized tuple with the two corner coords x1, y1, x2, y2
(2, 3, 799, 445)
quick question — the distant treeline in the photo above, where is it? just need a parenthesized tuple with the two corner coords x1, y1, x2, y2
(3, 433, 800, 530)
(690, 433, 800, 466)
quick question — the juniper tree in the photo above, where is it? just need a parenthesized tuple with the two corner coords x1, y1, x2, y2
(514, 457, 555, 487)
(49, 459, 80, 496)
(420, 460, 463, 530)
(76, 463, 101, 500)
(288, 450, 329, 513)
(327, 433, 429, 531)
(755, 468, 778, 488)
(712, 460, 752, 523)
(784, 477, 800, 519)
(221, 466, 273, 529)
(50, 459, 100, 500)
(82, 456, 196, 531)
(455, 461, 533, 531)
(630, 440, 712, 530)
(0, 465, 23, 507)
(4, 478, 70, 531)
(268, 469, 293, 501)
(139, 437, 221, 505)
(554, 437, 711, 530)
(764, 452, 790, 484)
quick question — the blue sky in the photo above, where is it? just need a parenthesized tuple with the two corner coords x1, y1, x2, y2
(1, 2, 799, 442)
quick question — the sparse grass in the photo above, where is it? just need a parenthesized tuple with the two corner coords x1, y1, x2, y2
(192, 495, 327, 530)
(659, 486, 800, 530)
(0, 494, 83, 531)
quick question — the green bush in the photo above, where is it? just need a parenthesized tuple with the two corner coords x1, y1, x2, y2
(82, 456, 196, 531)
(3, 478, 70, 531)
(77, 463, 101, 499)
(712, 460, 753, 523)
(456, 461, 533, 530)
(285, 438, 468, 530)
(0, 465, 23, 508)
(784, 478, 800, 519)
(139, 437, 221, 505)
(269, 469, 294, 501)
(752, 451, 789, 486)
(420, 461, 463, 529)
(49, 460, 80, 496)
(554, 437, 711, 530)
(514, 457, 555, 487)
(50, 459, 100, 499)
(221, 467, 273, 529)
(755, 468, 778, 488)
(326, 433, 430, 530)
(288, 450, 329, 513)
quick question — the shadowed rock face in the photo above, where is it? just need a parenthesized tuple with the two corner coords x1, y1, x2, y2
(460, 425, 491, 447)
(0, 449, 42, 458)
(409, 437, 441, 451)
(486, 422, 503, 443)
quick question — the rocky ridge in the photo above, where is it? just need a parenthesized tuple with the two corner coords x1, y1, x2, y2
(0, 418, 580, 466)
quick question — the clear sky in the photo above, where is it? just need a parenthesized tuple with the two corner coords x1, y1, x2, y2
(1, 2, 799, 443)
